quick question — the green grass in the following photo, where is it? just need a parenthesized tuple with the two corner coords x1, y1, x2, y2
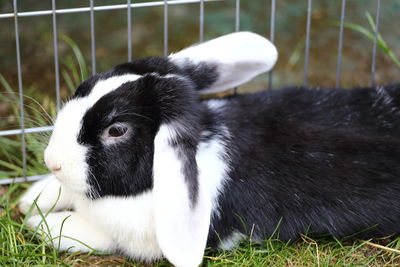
(1, 36, 400, 266)
(335, 12, 400, 69)
(0, 35, 87, 179)
(0, 184, 399, 267)
(0, 74, 54, 178)
(343, 12, 400, 69)
(288, 12, 400, 70)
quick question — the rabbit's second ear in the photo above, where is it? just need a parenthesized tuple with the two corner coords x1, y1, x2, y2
(153, 124, 211, 267)
(169, 31, 278, 94)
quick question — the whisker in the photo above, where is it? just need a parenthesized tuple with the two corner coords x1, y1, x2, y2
(0, 115, 52, 128)
(1, 91, 55, 124)
(3, 106, 53, 127)
(0, 102, 54, 126)
(86, 167, 101, 199)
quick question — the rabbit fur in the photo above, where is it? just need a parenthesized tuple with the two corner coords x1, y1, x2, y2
(19, 32, 400, 267)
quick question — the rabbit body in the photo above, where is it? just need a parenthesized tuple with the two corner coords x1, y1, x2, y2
(18, 32, 400, 266)
(205, 85, 400, 247)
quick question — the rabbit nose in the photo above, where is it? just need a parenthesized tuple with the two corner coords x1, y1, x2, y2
(44, 147, 62, 172)
(49, 163, 62, 172)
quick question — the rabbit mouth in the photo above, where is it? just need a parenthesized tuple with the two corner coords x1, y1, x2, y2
(50, 168, 90, 195)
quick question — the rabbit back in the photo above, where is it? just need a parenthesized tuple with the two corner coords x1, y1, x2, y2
(206, 84, 400, 247)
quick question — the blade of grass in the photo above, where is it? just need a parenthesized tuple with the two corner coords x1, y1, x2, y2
(331, 12, 400, 68)
(59, 35, 89, 82)
(365, 12, 400, 68)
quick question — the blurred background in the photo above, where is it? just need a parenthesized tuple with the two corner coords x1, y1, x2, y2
(0, 0, 399, 179)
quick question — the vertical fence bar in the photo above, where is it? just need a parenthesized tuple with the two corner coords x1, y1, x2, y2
(127, 0, 132, 61)
(90, 0, 96, 74)
(303, 0, 312, 87)
(164, 0, 169, 56)
(199, 0, 204, 42)
(234, 0, 240, 95)
(268, 0, 276, 90)
(235, 0, 240, 32)
(52, 0, 61, 110)
(370, 0, 381, 86)
(335, 0, 346, 88)
(13, 0, 27, 181)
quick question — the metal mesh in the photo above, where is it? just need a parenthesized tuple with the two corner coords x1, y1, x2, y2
(0, 0, 384, 184)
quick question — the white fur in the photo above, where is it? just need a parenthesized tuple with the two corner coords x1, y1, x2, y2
(375, 86, 392, 106)
(153, 124, 211, 267)
(27, 211, 113, 252)
(19, 174, 74, 215)
(24, 187, 164, 261)
(219, 231, 246, 250)
(85, 74, 142, 107)
(169, 31, 278, 94)
(205, 99, 228, 111)
(152, 124, 230, 266)
(75, 193, 163, 261)
(197, 126, 231, 219)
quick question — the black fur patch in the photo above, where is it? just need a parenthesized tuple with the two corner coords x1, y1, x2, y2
(77, 80, 159, 197)
(167, 131, 200, 207)
(206, 84, 400, 247)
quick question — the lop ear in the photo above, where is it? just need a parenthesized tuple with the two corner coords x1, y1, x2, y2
(153, 124, 211, 267)
(169, 31, 278, 94)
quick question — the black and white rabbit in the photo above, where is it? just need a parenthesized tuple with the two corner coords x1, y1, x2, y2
(19, 31, 400, 267)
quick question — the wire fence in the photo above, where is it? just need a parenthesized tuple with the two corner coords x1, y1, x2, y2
(0, 0, 383, 185)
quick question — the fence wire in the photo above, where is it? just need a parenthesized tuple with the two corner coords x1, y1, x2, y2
(0, 0, 384, 184)
(335, 0, 346, 88)
(371, 0, 381, 86)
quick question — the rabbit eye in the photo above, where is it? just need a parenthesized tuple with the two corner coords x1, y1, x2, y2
(101, 123, 131, 145)
(108, 124, 128, 137)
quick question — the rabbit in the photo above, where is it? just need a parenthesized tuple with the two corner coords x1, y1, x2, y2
(18, 31, 400, 267)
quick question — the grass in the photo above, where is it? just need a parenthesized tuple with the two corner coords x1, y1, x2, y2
(288, 12, 400, 70)
(341, 12, 400, 69)
(1, 37, 400, 266)
(0, 183, 399, 267)
(0, 74, 53, 178)
(0, 35, 87, 179)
